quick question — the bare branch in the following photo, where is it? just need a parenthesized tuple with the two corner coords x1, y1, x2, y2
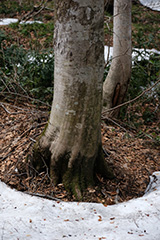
(102, 78, 160, 116)
(20, 0, 52, 22)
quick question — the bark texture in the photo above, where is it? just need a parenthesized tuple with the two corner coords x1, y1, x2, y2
(103, 0, 132, 118)
(34, 0, 113, 199)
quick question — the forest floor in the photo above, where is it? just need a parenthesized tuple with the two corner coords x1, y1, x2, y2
(0, 97, 159, 205)
(0, 0, 160, 205)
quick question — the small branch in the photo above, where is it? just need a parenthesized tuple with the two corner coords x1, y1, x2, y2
(1, 91, 51, 107)
(20, 0, 51, 22)
(24, 191, 61, 202)
(0, 101, 48, 114)
(104, 47, 130, 68)
(29, 137, 36, 143)
(102, 78, 160, 116)
(20, 0, 45, 21)
(44, 7, 54, 11)
(0, 103, 11, 114)
(103, 116, 128, 132)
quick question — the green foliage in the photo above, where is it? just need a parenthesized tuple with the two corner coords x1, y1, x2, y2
(142, 108, 156, 125)
(0, 30, 7, 44)
(0, 0, 33, 15)
(129, 52, 160, 99)
(10, 22, 54, 48)
(132, 4, 160, 49)
(136, 130, 160, 147)
(0, 39, 54, 104)
(23, 49, 54, 103)
(20, 22, 53, 37)
(44, 14, 53, 21)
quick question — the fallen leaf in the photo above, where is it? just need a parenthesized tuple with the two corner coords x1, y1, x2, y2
(98, 216, 102, 221)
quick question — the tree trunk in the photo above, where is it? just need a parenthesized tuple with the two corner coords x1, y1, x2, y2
(33, 0, 113, 199)
(103, 0, 132, 118)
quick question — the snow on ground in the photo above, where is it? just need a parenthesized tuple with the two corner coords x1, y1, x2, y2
(0, 172, 160, 240)
(139, 0, 160, 11)
(0, 18, 43, 25)
(0, 18, 18, 25)
(132, 48, 160, 61)
(0, 18, 159, 64)
(104, 46, 160, 64)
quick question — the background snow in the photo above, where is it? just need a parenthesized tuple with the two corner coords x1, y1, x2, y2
(104, 46, 160, 64)
(139, 0, 160, 11)
(0, 18, 43, 25)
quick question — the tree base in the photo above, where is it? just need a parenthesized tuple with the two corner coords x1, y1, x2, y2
(29, 142, 114, 200)
(28, 141, 51, 175)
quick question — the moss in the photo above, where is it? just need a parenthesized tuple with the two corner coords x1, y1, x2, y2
(40, 121, 49, 137)
(49, 151, 96, 200)
(28, 121, 114, 200)
(48, 144, 114, 200)
(63, 169, 83, 200)
(63, 153, 100, 199)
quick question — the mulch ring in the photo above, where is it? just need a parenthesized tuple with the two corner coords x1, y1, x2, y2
(0, 98, 160, 205)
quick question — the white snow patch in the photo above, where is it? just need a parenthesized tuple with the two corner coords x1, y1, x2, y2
(0, 18, 18, 25)
(132, 48, 160, 61)
(20, 20, 43, 25)
(104, 46, 160, 64)
(104, 45, 113, 63)
(139, 0, 160, 11)
(0, 18, 43, 26)
(0, 171, 160, 239)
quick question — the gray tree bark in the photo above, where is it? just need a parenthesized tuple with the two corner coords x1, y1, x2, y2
(33, 0, 113, 199)
(103, 0, 132, 118)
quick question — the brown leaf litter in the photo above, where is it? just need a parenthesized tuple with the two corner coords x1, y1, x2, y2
(0, 99, 160, 205)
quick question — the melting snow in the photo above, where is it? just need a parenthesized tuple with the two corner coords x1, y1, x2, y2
(0, 18, 43, 26)
(139, 0, 160, 11)
(0, 172, 160, 240)
(0, 18, 18, 25)
(104, 46, 160, 64)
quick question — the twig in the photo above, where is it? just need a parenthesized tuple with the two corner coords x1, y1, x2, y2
(0, 78, 11, 93)
(1, 149, 15, 161)
(20, 0, 45, 21)
(24, 191, 61, 201)
(44, 7, 54, 11)
(0, 101, 48, 114)
(103, 117, 128, 132)
(29, 137, 37, 143)
(20, 0, 50, 22)
(0, 103, 32, 115)
(102, 146, 110, 157)
(1, 91, 51, 107)
(104, 47, 131, 68)
(0, 103, 11, 114)
(102, 78, 160, 116)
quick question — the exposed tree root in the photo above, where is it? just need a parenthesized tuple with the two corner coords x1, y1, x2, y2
(30, 142, 114, 200)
